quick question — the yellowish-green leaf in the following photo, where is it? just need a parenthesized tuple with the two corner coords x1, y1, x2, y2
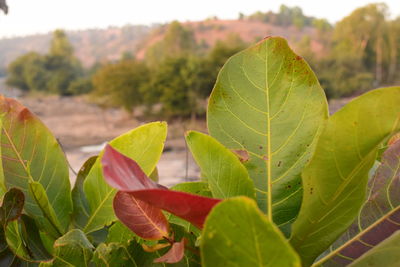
(290, 87, 400, 266)
(201, 197, 301, 267)
(0, 96, 72, 233)
(207, 37, 328, 232)
(186, 131, 255, 199)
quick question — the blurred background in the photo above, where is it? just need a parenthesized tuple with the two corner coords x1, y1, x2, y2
(0, 0, 399, 185)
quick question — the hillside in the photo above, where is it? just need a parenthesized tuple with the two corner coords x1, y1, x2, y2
(0, 19, 321, 72)
(136, 19, 320, 59)
(0, 24, 153, 70)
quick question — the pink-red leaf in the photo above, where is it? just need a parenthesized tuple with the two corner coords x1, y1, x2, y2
(113, 191, 169, 240)
(102, 145, 162, 190)
(129, 189, 220, 229)
(154, 238, 187, 264)
(102, 145, 221, 229)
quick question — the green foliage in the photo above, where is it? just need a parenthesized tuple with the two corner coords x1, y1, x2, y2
(143, 56, 200, 117)
(92, 59, 149, 111)
(145, 21, 197, 67)
(247, 4, 318, 28)
(201, 197, 301, 267)
(208, 37, 328, 233)
(1, 36, 400, 266)
(186, 131, 255, 199)
(6, 29, 85, 95)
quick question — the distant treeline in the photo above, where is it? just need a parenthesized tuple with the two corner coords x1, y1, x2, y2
(5, 3, 400, 118)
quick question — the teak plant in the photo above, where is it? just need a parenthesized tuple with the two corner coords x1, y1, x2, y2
(0, 36, 399, 266)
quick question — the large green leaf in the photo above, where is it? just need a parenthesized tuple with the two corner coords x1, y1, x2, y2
(348, 231, 400, 267)
(207, 37, 328, 230)
(0, 96, 72, 234)
(186, 131, 255, 199)
(201, 197, 301, 267)
(83, 122, 167, 234)
(290, 87, 400, 266)
(314, 139, 400, 266)
(51, 229, 94, 267)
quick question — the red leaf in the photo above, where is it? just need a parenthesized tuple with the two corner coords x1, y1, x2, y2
(113, 191, 170, 240)
(129, 189, 220, 229)
(102, 145, 221, 229)
(154, 238, 187, 264)
(102, 145, 163, 190)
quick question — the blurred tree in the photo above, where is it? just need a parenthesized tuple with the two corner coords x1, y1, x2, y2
(6, 30, 83, 95)
(50, 30, 74, 58)
(334, 3, 388, 85)
(92, 59, 149, 112)
(145, 21, 197, 66)
(6, 52, 47, 92)
(143, 56, 199, 118)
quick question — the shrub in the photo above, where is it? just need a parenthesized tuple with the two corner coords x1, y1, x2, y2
(0, 37, 399, 266)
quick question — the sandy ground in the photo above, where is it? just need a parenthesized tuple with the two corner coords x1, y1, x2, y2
(7, 93, 349, 187)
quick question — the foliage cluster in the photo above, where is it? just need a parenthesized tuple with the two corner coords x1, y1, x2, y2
(296, 3, 400, 98)
(245, 4, 318, 29)
(1, 36, 400, 266)
(93, 23, 246, 117)
(6, 30, 88, 95)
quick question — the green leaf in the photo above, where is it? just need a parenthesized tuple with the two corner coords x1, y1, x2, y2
(20, 215, 52, 261)
(207, 37, 328, 230)
(5, 220, 31, 261)
(315, 139, 400, 266)
(186, 131, 255, 199)
(106, 221, 136, 245)
(51, 229, 94, 267)
(91, 242, 137, 267)
(201, 197, 301, 267)
(290, 87, 400, 266)
(83, 121, 167, 234)
(29, 181, 63, 238)
(0, 96, 72, 233)
(348, 231, 400, 267)
(71, 156, 97, 229)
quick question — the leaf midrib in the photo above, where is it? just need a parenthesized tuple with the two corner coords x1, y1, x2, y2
(264, 41, 272, 222)
(2, 127, 33, 182)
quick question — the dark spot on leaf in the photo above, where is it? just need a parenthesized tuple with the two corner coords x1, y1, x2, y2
(259, 146, 263, 149)
(310, 188, 313, 194)
(278, 161, 282, 167)
(262, 155, 268, 161)
(286, 185, 292, 189)
(296, 55, 302, 60)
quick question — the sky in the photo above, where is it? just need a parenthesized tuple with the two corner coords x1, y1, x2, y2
(0, 0, 399, 39)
